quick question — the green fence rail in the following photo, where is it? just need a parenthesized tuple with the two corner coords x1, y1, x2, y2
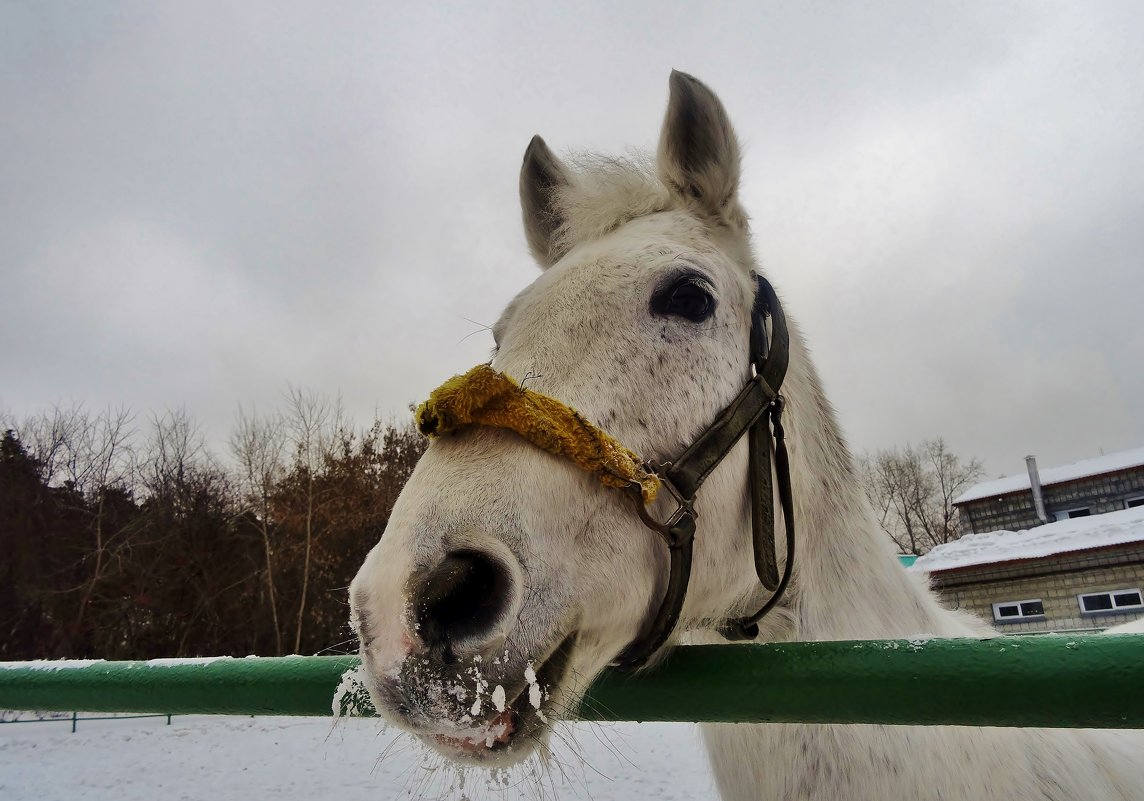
(3, 635, 1143, 728)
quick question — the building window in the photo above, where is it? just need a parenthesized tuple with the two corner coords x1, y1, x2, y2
(1051, 507, 1090, 521)
(1126, 496, 1144, 509)
(992, 598, 1046, 623)
(1078, 589, 1144, 615)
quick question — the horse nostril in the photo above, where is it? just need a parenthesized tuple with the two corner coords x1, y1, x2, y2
(414, 550, 512, 661)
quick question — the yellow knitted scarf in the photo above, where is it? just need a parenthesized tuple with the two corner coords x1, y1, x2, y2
(415, 364, 659, 503)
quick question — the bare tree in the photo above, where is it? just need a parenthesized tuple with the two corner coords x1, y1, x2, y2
(141, 408, 207, 500)
(283, 387, 343, 653)
(28, 407, 138, 631)
(862, 447, 927, 556)
(860, 439, 984, 555)
(77, 407, 134, 618)
(11, 404, 85, 487)
(9, 404, 134, 493)
(231, 406, 287, 654)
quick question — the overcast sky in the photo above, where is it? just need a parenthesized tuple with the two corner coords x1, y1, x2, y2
(3, 1, 1142, 478)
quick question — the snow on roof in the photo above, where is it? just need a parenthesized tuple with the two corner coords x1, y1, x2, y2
(954, 445, 1144, 505)
(911, 505, 1144, 573)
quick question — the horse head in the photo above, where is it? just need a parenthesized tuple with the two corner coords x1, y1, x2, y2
(349, 71, 792, 765)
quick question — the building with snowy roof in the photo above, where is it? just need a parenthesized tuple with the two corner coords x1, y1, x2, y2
(912, 506, 1144, 633)
(954, 447, 1144, 536)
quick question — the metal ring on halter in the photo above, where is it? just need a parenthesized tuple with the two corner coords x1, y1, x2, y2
(627, 471, 697, 550)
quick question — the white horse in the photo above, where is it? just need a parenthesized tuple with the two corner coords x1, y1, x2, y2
(350, 72, 1142, 800)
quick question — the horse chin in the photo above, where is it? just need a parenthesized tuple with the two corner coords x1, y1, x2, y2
(376, 632, 578, 768)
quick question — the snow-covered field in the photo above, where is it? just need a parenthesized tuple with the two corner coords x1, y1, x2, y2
(0, 714, 716, 800)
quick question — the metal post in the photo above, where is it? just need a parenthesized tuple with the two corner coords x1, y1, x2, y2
(1, 636, 1142, 729)
(1026, 455, 1049, 524)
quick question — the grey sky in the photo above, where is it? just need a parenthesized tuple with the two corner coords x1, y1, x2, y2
(2, 1, 1142, 477)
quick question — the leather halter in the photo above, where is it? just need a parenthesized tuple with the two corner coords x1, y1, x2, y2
(613, 273, 796, 671)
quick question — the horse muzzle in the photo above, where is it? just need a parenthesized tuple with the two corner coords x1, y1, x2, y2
(361, 623, 577, 765)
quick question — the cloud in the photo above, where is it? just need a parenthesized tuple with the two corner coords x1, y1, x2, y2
(2, 1, 1142, 477)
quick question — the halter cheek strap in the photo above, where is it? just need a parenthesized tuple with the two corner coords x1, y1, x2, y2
(613, 274, 794, 668)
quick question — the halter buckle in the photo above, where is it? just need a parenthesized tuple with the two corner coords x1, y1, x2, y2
(629, 470, 697, 550)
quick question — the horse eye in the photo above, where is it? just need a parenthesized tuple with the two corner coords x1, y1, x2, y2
(651, 278, 716, 323)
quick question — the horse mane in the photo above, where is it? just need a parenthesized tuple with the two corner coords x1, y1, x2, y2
(552, 152, 673, 253)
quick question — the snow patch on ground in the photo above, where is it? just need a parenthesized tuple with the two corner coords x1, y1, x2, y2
(912, 505, 1144, 573)
(0, 714, 715, 800)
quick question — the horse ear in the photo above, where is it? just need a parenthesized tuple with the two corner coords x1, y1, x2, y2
(520, 135, 571, 269)
(657, 70, 741, 217)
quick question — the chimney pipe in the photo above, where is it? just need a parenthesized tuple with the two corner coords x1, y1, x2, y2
(1026, 455, 1049, 525)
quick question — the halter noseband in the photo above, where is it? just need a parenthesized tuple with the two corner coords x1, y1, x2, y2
(612, 273, 794, 670)
(415, 273, 795, 673)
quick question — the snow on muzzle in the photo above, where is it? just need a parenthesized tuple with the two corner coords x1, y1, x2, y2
(364, 625, 577, 764)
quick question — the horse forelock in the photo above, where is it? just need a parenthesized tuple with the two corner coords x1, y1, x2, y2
(551, 152, 670, 254)
(551, 151, 754, 272)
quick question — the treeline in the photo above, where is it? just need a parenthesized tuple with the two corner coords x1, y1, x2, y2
(0, 394, 424, 661)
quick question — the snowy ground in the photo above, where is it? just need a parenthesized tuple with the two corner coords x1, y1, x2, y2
(0, 713, 717, 801)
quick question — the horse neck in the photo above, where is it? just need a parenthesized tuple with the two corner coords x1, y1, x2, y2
(778, 329, 972, 642)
